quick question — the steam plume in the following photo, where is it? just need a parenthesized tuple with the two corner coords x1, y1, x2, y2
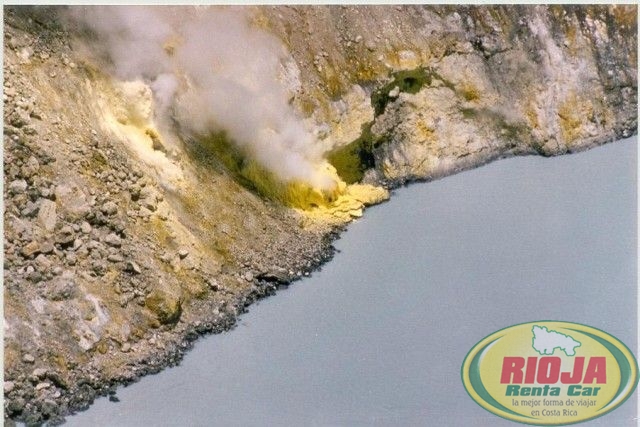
(68, 6, 338, 190)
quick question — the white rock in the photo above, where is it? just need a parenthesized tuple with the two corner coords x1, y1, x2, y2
(80, 221, 92, 234)
(104, 233, 122, 248)
(37, 199, 57, 232)
(9, 179, 27, 194)
(55, 183, 90, 220)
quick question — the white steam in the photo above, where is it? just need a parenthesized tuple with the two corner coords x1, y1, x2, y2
(69, 6, 337, 190)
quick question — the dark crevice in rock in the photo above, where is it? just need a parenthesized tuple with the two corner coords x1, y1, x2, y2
(371, 68, 434, 116)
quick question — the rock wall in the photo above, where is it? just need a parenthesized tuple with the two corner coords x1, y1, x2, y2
(258, 5, 636, 185)
(3, 5, 637, 424)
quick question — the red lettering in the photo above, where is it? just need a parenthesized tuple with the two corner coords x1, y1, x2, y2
(583, 357, 607, 384)
(560, 357, 584, 384)
(537, 357, 561, 384)
(524, 357, 537, 384)
(501, 357, 525, 384)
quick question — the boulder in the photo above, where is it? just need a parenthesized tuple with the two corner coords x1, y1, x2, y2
(145, 289, 182, 325)
(104, 233, 122, 248)
(45, 274, 77, 301)
(37, 199, 57, 232)
(54, 226, 75, 246)
(21, 241, 40, 257)
(9, 179, 27, 194)
(54, 183, 90, 220)
(101, 201, 118, 216)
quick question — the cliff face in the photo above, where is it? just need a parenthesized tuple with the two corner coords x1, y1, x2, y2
(259, 5, 636, 185)
(3, 5, 637, 424)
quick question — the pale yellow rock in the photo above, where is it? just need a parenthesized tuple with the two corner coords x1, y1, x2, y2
(303, 183, 389, 224)
(92, 77, 184, 184)
(344, 184, 389, 206)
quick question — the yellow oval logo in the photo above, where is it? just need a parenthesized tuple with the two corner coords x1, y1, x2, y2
(461, 321, 638, 425)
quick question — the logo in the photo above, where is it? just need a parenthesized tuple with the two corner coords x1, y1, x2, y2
(461, 321, 638, 425)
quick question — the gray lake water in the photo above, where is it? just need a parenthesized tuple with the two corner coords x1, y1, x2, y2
(68, 137, 637, 426)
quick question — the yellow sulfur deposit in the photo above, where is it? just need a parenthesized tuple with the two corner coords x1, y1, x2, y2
(304, 183, 390, 223)
(239, 157, 390, 222)
(94, 77, 388, 220)
(240, 160, 346, 210)
(94, 78, 183, 182)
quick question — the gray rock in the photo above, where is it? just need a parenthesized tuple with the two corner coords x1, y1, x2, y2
(34, 254, 52, 270)
(7, 36, 21, 50)
(107, 253, 124, 263)
(39, 241, 54, 254)
(73, 238, 83, 250)
(32, 368, 47, 379)
(41, 399, 59, 417)
(80, 221, 92, 234)
(257, 269, 289, 283)
(22, 156, 40, 177)
(9, 179, 27, 194)
(35, 382, 50, 391)
(22, 201, 40, 218)
(6, 397, 26, 415)
(178, 249, 189, 259)
(76, 246, 90, 259)
(125, 261, 141, 274)
(142, 197, 158, 212)
(86, 239, 101, 250)
(55, 183, 91, 220)
(110, 219, 126, 233)
(9, 110, 29, 128)
(22, 353, 35, 363)
(4, 381, 15, 394)
(55, 226, 75, 245)
(104, 233, 122, 247)
(139, 187, 159, 211)
(101, 201, 118, 216)
(65, 252, 77, 266)
(207, 278, 220, 291)
(37, 199, 57, 232)
(138, 206, 152, 217)
(91, 260, 107, 276)
(45, 276, 77, 301)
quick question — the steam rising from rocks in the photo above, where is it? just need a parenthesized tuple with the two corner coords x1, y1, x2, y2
(69, 6, 338, 190)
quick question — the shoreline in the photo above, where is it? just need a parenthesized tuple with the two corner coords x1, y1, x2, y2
(52, 133, 637, 426)
(5, 128, 635, 425)
(61, 134, 637, 426)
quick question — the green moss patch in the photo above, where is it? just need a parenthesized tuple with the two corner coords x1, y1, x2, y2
(185, 132, 337, 209)
(327, 123, 378, 184)
(371, 68, 434, 115)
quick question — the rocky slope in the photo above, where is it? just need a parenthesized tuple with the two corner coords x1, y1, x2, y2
(3, 5, 637, 425)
